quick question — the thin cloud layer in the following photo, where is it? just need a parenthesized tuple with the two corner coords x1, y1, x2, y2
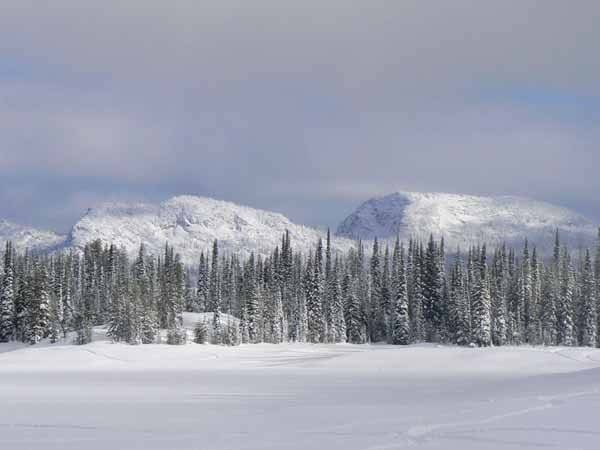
(0, 1, 599, 231)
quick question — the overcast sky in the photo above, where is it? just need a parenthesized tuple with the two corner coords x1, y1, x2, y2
(1, 1, 599, 232)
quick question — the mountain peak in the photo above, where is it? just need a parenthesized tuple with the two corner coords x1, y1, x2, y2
(337, 191, 597, 252)
(0, 219, 66, 252)
(69, 194, 354, 264)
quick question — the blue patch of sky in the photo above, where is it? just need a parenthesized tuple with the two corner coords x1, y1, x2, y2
(473, 83, 600, 126)
(0, 53, 111, 91)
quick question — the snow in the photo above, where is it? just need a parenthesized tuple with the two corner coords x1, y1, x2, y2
(337, 191, 598, 253)
(65, 195, 356, 264)
(0, 219, 66, 253)
(3, 191, 597, 264)
(180, 311, 239, 332)
(1, 323, 600, 450)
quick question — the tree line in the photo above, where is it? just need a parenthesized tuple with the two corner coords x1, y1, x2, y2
(0, 229, 599, 347)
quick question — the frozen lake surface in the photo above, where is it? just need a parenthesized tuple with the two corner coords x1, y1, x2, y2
(1, 338, 600, 450)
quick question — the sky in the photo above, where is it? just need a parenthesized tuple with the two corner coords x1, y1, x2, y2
(1, 1, 600, 233)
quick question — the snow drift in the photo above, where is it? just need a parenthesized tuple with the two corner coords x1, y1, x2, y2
(1, 337, 599, 450)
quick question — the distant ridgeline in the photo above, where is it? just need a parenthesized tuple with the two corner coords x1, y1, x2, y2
(1, 228, 600, 348)
(3, 192, 597, 266)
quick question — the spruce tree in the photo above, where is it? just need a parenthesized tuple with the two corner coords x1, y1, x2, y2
(529, 247, 541, 344)
(0, 242, 15, 342)
(15, 251, 32, 342)
(490, 246, 507, 346)
(392, 245, 410, 345)
(293, 253, 308, 343)
(579, 249, 597, 347)
(471, 246, 492, 347)
(369, 238, 386, 342)
(423, 234, 444, 342)
(193, 320, 208, 344)
(270, 288, 286, 344)
(329, 257, 346, 343)
(539, 266, 557, 345)
(197, 252, 209, 312)
(449, 252, 470, 346)
(557, 248, 576, 346)
(409, 243, 425, 342)
(344, 274, 365, 344)
(521, 241, 534, 343)
(27, 262, 51, 345)
(323, 229, 333, 342)
(245, 254, 260, 343)
(594, 228, 600, 347)
(306, 246, 324, 343)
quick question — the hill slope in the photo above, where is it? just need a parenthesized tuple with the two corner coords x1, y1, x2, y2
(0, 220, 66, 253)
(66, 195, 354, 264)
(337, 191, 598, 252)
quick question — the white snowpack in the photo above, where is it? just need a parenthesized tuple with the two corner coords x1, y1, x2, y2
(67, 195, 356, 264)
(0, 219, 66, 253)
(1, 312, 599, 449)
(3, 192, 598, 264)
(337, 191, 598, 253)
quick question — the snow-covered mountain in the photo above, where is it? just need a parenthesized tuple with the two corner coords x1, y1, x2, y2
(0, 219, 66, 253)
(66, 195, 355, 265)
(337, 191, 598, 253)
(4, 192, 597, 263)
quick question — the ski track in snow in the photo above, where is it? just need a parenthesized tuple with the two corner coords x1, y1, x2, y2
(81, 347, 129, 363)
(2, 334, 600, 450)
(399, 388, 600, 448)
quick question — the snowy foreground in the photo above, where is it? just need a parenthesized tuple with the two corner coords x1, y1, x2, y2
(1, 338, 600, 449)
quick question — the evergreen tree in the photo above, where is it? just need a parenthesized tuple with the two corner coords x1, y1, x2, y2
(344, 273, 365, 344)
(329, 257, 346, 343)
(193, 320, 208, 344)
(521, 241, 534, 343)
(529, 247, 541, 344)
(506, 248, 522, 344)
(197, 252, 209, 312)
(471, 246, 492, 347)
(539, 266, 557, 345)
(270, 287, 286, 344)
(423, 234, 444, 342)
(449, 252, 470, 345)
(323, 229, 334, 342)
(490, 246, 507, 346)
(409, 243, 425, 342)
(578, 249, 597, 346)
(293, 253, 308, 343)
(3, 222, 600, 352)
(306, 244, 325, 343)
(26, 262, 51, 345)
(594, 228, 600, 347)
(0, 242, 15, 342)
(391, 245, 410, 345)
(556, 248, 576, 346)
(15, 251, 32, 342)
(381, 246, 392, 341)
(245, 254, 260, 343)
(208, 240, 222, 342)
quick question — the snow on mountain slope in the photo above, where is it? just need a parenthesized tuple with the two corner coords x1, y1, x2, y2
(67, 195, 355, 265)
(337, 191, 598, 252)
(0, 219, 66, 252)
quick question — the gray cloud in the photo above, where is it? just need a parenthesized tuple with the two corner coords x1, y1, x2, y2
(0, 1, 599, 231)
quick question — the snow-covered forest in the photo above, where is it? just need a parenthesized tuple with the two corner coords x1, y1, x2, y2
(1, 229, 599, 349)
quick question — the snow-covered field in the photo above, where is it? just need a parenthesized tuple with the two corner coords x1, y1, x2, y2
(1, 338, 600, 450)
